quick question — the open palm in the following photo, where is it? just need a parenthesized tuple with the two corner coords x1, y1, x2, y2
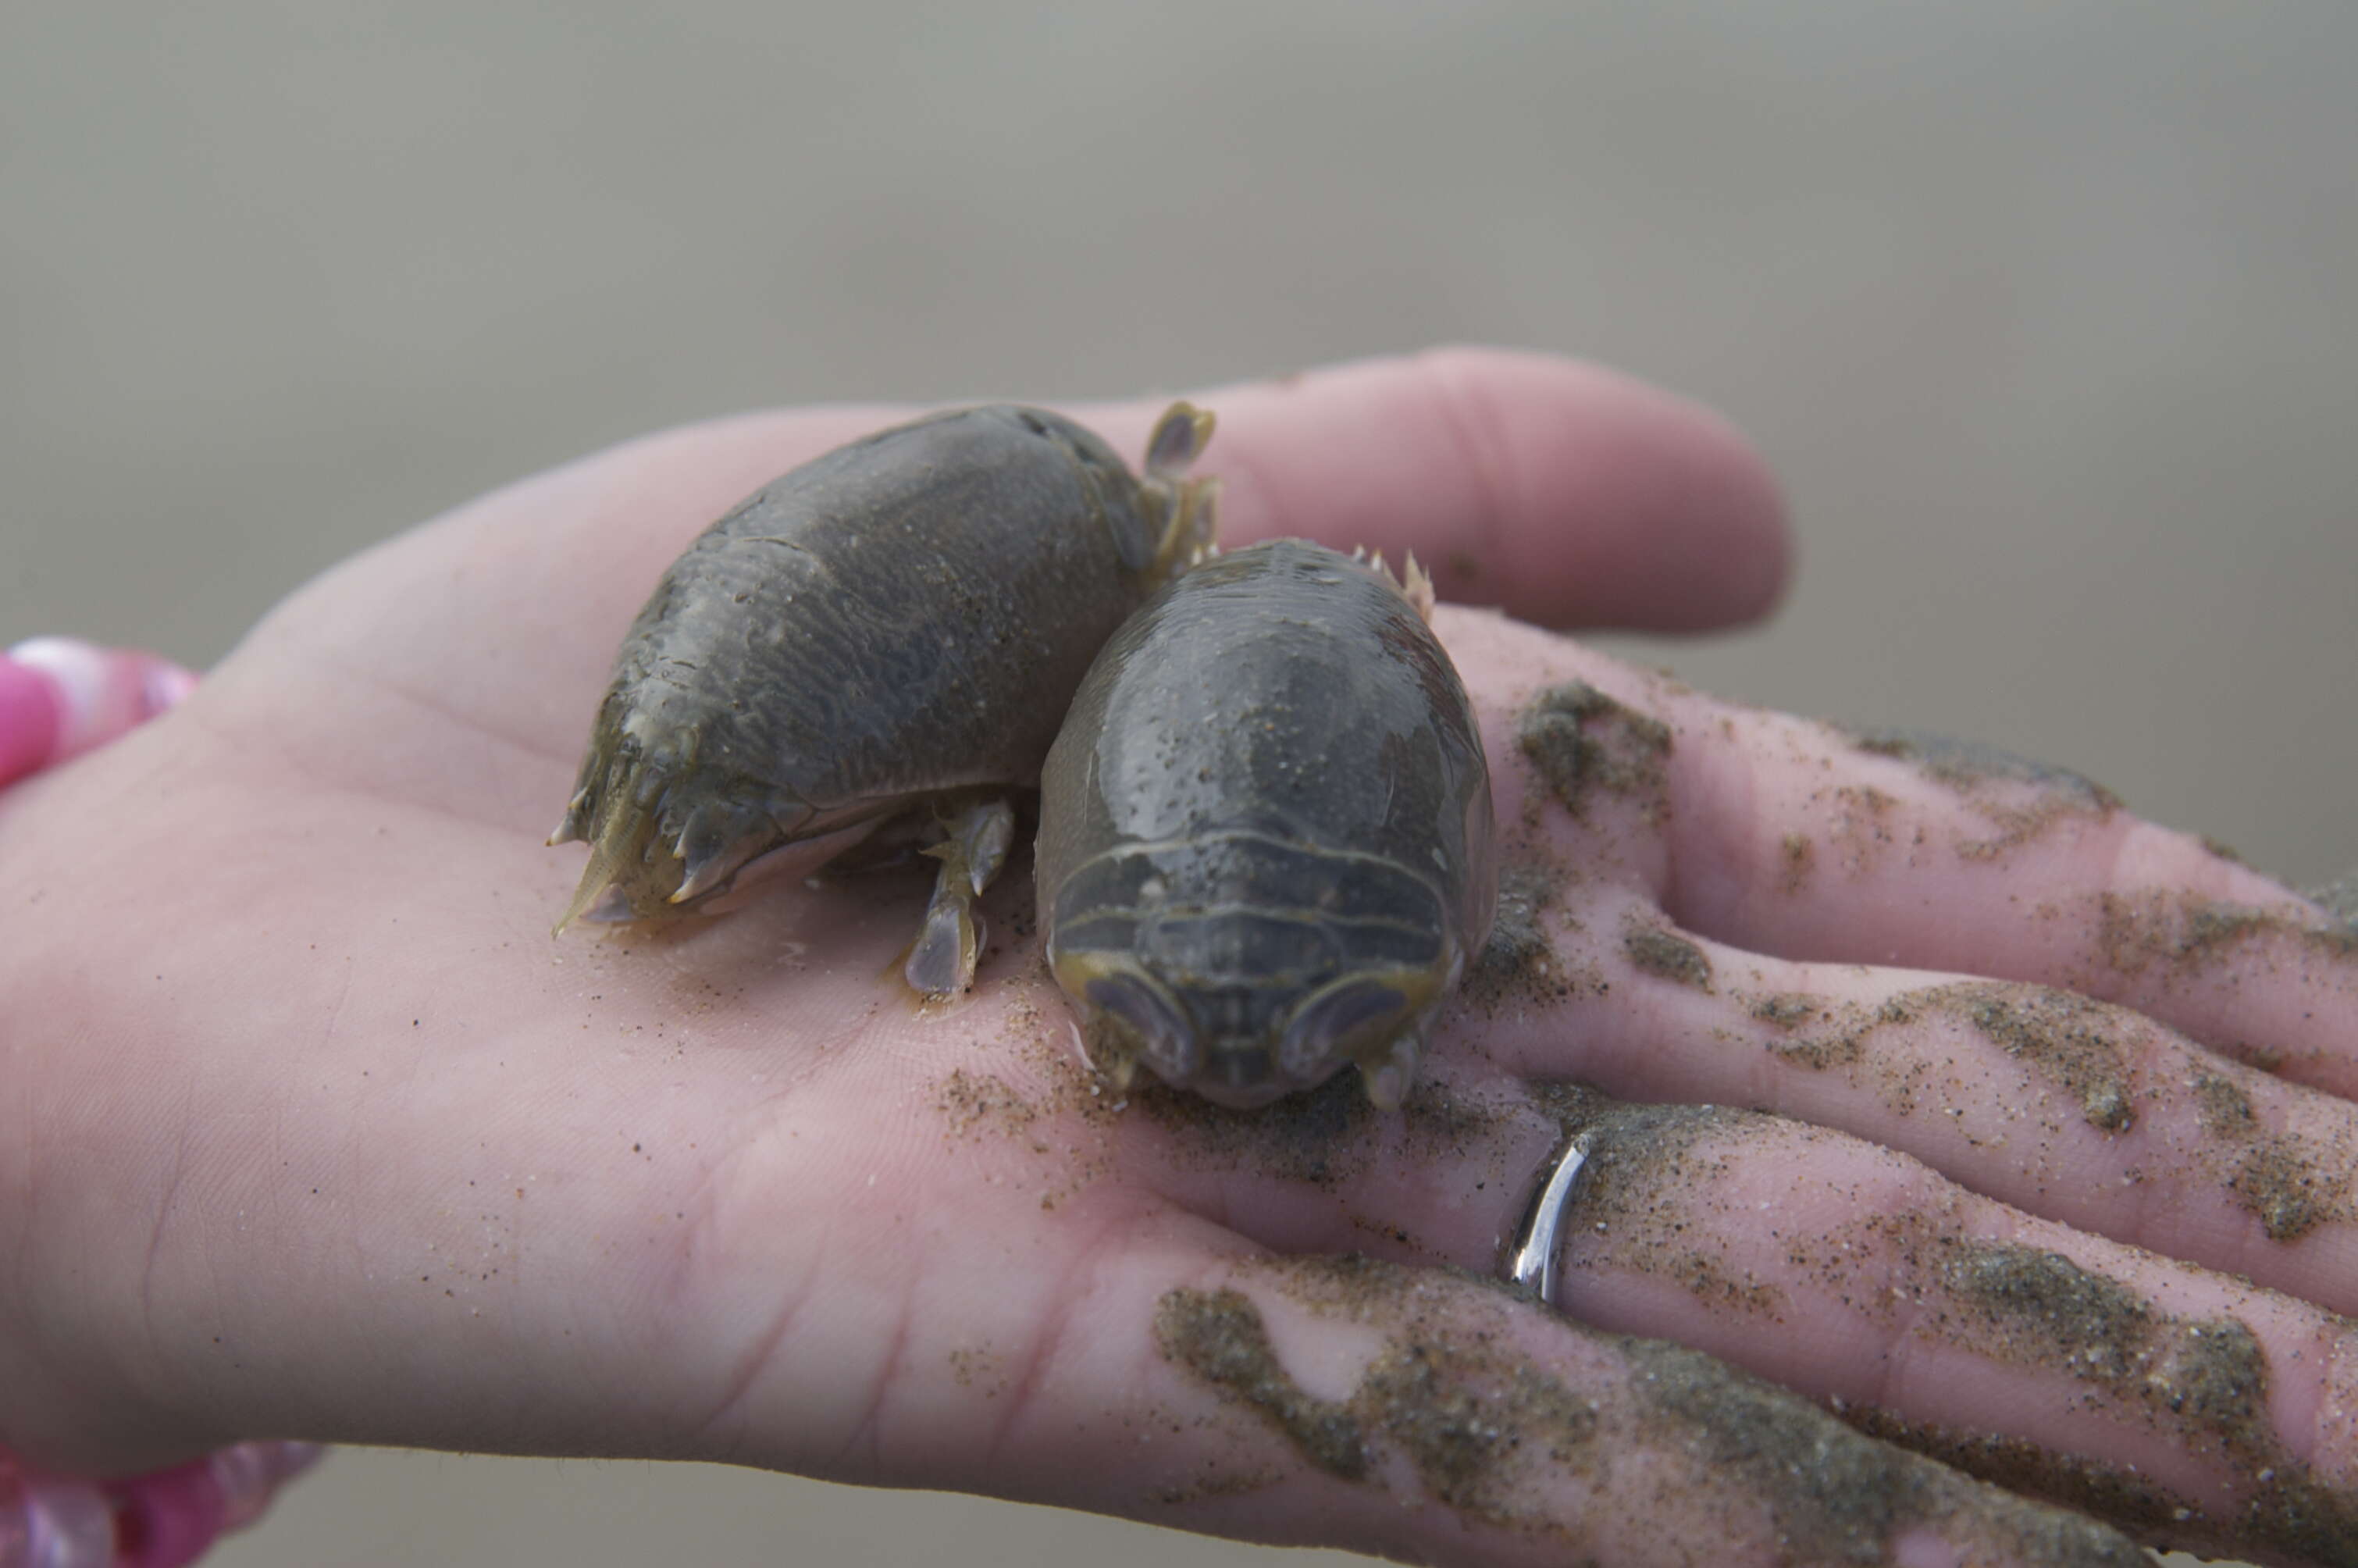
(5, 351, 2353, 1568)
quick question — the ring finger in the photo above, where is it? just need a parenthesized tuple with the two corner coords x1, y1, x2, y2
(1120, 1064, 2358, 1568)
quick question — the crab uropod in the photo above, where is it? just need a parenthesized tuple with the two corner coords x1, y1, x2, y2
(551, 401, 1217, 996)
(1036, 539, 1498, 1110)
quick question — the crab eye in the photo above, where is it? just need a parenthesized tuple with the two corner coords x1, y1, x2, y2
(1086, 971, 1200, 1082)
(1278, 979, 1408, 1082)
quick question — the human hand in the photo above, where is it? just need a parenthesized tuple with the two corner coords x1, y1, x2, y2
(3, 349, 2349, 1566)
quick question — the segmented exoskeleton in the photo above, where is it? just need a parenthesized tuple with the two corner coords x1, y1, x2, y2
(552, 402, 1217, 996)
(1036, 540, 1497, 1108)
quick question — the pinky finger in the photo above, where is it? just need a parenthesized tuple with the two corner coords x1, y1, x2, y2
(984, 1241, 2147, 1567)
(1, 637, 198, 786)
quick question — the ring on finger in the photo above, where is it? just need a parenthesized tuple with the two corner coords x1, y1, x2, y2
(1501, 1128, 1593, 1307)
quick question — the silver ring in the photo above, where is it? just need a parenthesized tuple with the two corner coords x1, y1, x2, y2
(1502, 1130, 1592, 1307)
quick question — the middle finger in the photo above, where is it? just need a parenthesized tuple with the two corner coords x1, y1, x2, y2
(1473, 875, 2358, 1315)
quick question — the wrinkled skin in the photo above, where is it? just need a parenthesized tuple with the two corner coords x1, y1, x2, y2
(4, 349, 2354, 1567)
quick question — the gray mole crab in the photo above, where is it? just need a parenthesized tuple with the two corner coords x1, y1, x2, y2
(551, 401, 1217, 996)
(1036, 539, 1498, 1110)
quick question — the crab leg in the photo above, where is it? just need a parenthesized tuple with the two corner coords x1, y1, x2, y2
(903, 797, 1017, 998)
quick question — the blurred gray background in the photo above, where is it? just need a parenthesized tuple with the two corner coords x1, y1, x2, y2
(3, 2, 2349, 1563)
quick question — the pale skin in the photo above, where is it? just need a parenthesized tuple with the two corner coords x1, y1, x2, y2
(2, 349, 2353, 1566)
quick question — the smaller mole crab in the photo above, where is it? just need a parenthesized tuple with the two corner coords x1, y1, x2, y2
(551, 401, 1217, 996)
(1035, 539, 1498, 1109)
